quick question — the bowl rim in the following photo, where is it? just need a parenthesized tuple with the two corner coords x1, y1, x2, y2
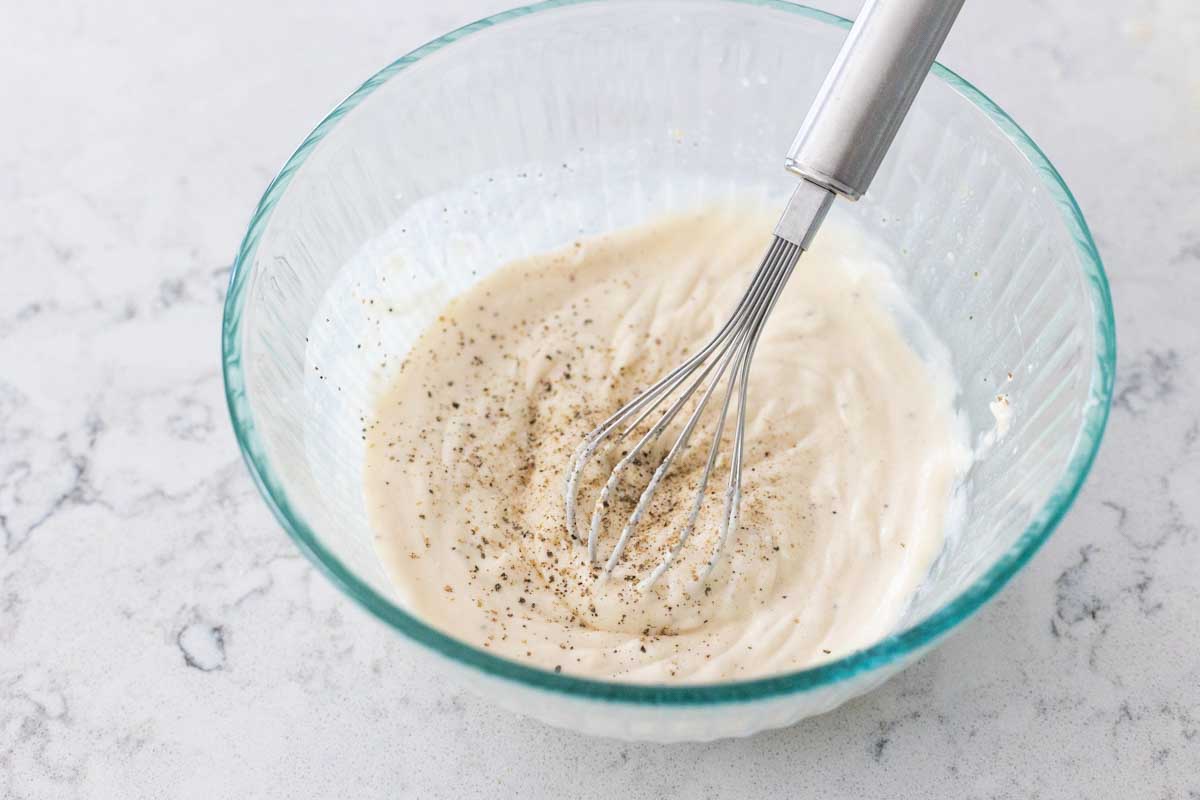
(222, 0, 1116, 706)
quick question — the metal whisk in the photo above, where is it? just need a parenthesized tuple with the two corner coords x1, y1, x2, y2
(564, 0, 965, 588)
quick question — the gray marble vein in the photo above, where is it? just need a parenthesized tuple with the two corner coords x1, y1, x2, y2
(2, 0, 1198, 797)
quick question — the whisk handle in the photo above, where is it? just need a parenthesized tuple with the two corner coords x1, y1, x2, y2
(785, 0, 965, 201)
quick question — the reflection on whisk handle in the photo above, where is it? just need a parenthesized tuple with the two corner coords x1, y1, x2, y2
(785, 0, 966, 201)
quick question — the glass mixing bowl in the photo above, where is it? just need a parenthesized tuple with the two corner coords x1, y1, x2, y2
(222, 0, 1115, 741)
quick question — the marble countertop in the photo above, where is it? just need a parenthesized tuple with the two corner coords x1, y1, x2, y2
(3, 0, 1198, 796)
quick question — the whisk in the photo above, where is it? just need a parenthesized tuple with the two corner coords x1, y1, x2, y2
(564, 0, 965, 587)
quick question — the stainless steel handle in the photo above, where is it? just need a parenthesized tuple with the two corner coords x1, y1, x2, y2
(785, 0, 965, 200)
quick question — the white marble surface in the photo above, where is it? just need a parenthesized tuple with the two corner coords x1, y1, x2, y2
(3, 0, 1198, 796)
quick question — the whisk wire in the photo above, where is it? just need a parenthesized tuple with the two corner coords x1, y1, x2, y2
(563, 237, 778, 545)
(702, 240, 802, 582)
(587, 243, 796, 567)
(647, 239, 800, 585)
(568, 235, 802, 582)
(563, 181, 833, 588)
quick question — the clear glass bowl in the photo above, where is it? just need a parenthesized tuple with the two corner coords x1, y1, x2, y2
(222, 0, 1115, 741)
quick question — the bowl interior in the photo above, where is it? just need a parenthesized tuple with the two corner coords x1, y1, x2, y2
(224, 0, 1113, 705)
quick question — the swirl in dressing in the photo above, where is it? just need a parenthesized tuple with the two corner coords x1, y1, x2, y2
(365, 207, 970, 683)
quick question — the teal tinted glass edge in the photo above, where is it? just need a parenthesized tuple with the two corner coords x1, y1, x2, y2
(222, 0, 1115, 706)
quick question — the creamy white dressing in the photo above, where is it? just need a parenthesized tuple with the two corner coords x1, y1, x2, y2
(364, 207, 970, 683)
